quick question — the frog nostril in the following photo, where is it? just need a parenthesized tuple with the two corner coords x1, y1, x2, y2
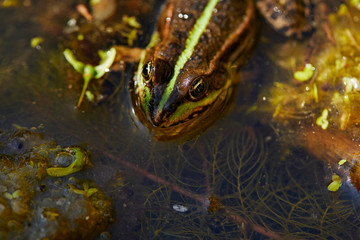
(151, 110, 166, 127)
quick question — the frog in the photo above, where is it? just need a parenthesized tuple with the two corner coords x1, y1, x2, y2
(121, 0, 315, 141)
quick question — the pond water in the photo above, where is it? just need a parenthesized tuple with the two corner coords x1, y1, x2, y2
(0, 0, 360, 239)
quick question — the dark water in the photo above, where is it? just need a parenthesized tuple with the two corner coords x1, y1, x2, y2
(0, 1, 359, 239)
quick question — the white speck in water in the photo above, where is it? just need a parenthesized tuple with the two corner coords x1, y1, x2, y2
(344, 77, 360, 92)
(265, 136, 272, 142)
(166, 17, 171, 22)
(262, 96, 267, 101)
(178, 13, 183, 19)
(172, 204, 188, 212)
(183, 14, 188, 19)
(213, 8, 218, 13)
(273, 6, 282, 14)
(67, 18, 77, 27)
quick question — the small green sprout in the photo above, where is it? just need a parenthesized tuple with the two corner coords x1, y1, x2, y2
(111, 15, 141, 47)
(123, 15, 141, 29)
(328, 174, 341, 192)
(294, 63, 314, 82)
(350, 0, 360, 10)
(69, 182, 98, 197)
(30, 37, 44, 48)
(128, 29, 138, 46)
(4, 190, 21, 200)
(316, 109, 329, 130)
(338, 4, 349, 16)
(338, 159, 347, 166)
(85, 90, 95, 102)
(63, 47, 116, 108)
(42, 209, 60, 220)
(335, 58, 346, 72)
(331, 92, 342, 105)
(1, 0, 18, 7)
(313, 83, 318, 103)
(77, 34, 84, 41)
(89, 0, 101, 5)
(47, 147, 90, 177)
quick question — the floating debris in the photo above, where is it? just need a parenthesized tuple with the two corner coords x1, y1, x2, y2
(172, 204, 188, 213)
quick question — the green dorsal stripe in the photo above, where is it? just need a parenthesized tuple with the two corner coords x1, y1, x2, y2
(157, 0, 219, 111)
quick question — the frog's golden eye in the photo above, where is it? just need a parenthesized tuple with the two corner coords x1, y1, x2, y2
(189, 77, 207, 100)
(141, 61, 153, 82)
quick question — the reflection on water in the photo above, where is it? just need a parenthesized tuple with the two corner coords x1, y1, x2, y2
(0, 0, 359, 239)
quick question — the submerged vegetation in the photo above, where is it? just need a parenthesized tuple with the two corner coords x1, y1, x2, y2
(119, 122, 360, 239)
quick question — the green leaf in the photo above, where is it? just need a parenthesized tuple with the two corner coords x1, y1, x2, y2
(63, 49, 85, 74)
(94, 47, 116, 79)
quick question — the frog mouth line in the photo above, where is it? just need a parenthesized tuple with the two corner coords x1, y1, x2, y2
(157, 87, 231, 128)
(166, 105, 211, 128)
(149, 101, 212, 128)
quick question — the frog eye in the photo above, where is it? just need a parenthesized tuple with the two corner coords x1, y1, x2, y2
(141, 61, 153, 82)
(189, 77, 207, 100)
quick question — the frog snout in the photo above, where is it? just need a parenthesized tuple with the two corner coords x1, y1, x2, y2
(150, 110, 166, 127)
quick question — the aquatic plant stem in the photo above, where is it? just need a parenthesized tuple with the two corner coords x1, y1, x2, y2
(77, 74, 91, 108)
(226, 209, 286, 240)
(197, 144, 212, 195)
(103, 151, 208, 206)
